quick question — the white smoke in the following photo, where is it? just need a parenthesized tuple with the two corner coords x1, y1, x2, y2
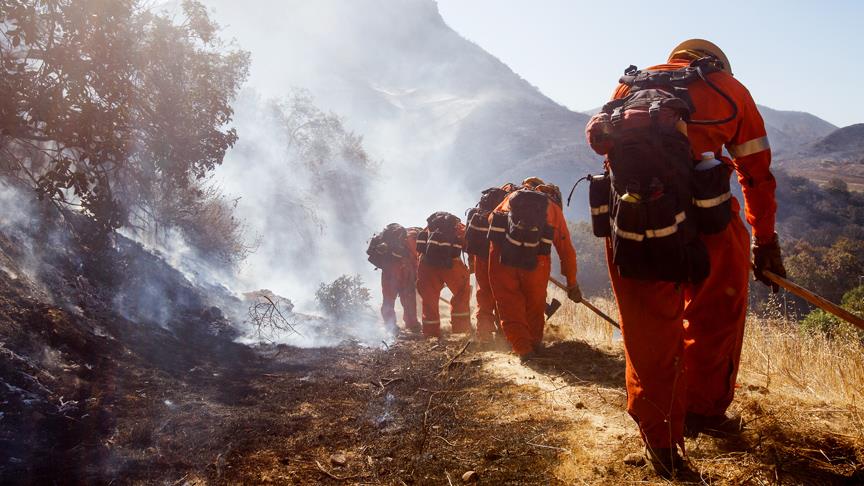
(141, 0, 595, 346)
(194, 0, 488, 345)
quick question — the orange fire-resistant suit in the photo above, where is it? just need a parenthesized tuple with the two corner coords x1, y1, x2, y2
(602, 60, 776, 450)
(472, 255, 497, 338)
(488, 194, 578, 356)
(417, 224, 472, 337)
(380, 228, 420, 332)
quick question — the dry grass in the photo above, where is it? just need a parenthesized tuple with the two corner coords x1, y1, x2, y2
(739, 316, 864, 407)
(545, 286, 618, 348)
(545, 286, 864, 482)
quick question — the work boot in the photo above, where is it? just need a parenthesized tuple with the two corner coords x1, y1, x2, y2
(476, 331, 494, 344)
(519, 351, 538, 364)
(643, 445, 686, 479)
(450, 322, 472, 334)
(405, 323, 421, 334)
(684, 413, 743, 438)
(422, 322, 441, 338)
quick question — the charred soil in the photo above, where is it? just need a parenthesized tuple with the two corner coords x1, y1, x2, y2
(1, 215, 862, 484)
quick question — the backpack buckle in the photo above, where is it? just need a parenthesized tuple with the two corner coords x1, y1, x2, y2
(611, 106, 624, 125)
(649, 100, 662, 119)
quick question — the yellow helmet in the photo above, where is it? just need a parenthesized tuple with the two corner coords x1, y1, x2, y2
(521, 176, 545, 189)
(668, 39, 732, 75)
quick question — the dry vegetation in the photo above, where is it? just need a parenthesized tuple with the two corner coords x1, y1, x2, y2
(3, 268, 862, 484)
(539, 286, 864, 484)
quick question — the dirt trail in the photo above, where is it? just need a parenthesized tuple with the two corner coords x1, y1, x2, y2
(98, 325, 860, 485)
(4, 266, 860, 484)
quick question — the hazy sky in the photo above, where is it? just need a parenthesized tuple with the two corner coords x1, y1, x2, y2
(437, 0, 862, 127)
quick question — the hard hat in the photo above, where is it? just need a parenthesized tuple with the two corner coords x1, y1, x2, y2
(668, 39, 732, 75)
(522, 176, 545, 189)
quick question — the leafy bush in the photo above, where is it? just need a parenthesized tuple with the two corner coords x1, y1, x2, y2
(799, 285, 864, 341)
(0, 0, 249, 237)
(315, 274, 372, 321)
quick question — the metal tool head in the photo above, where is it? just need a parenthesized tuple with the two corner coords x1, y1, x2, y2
(545, 298, 562, 319)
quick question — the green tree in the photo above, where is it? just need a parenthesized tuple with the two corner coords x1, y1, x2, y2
(0, 0, 249, 239)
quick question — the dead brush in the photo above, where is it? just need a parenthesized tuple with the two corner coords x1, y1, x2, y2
(734, 314, 864, 480)
(740, 316, 864, 408)
(544, 286, 618, 348)
(247, 293, 298, 341)
(692, 396, 864, 484)
(544, 283, 864, 480)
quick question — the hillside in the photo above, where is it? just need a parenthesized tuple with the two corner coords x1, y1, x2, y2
(206, 0, 601, 225)
(757, 104, 838, 154)
(776, 123, 864, 190)
(1, 1, 862, 483)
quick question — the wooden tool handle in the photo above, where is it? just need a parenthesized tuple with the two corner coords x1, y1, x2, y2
(548, 277, 620, 330)
(764, 271, 864, 330)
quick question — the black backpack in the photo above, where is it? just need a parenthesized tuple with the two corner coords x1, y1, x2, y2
(367, 223, 408, 269)
(489, 190, 553, 270)
(417, 212, 462, 268)
(586, 57, 736, 283)
(465, 187, 508, 257)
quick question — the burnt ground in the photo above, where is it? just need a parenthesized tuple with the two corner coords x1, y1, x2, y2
(2, 307, 864, 485)
(0, 210, 862, 484)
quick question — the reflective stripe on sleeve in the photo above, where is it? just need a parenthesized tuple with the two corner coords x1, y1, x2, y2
(590, 204, 609, 216)
(727, 136, 770, 158)
(422, 319, 440, 324)
(451, 312, 470, 317)
(693, 191, 732, 208)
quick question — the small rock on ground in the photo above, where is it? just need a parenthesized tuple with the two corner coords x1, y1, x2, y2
(330, 453, 347, 467)
(623, 452, 646, 467)
(462, 470, 478, 482)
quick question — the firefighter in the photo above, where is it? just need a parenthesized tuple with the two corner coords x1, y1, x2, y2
(487, 177, 579, 360)
(416, 212, 472, 337)
(464, 185, 514, 342)
(586, 39, 786, 476)
(368, 223, 420, 333)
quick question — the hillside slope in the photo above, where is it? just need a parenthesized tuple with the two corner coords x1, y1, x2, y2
(207, 0, 601, 221)
(775, 123, 864, 190)
(757, 104, 838, 154)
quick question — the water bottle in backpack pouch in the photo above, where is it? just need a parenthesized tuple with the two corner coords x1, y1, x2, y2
(692, 152, 733, 234)
(588, 174, 612, 237)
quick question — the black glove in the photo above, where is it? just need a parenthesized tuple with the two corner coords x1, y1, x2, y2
(567, 284, 583, 303)
(753, 233, 786, 293)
